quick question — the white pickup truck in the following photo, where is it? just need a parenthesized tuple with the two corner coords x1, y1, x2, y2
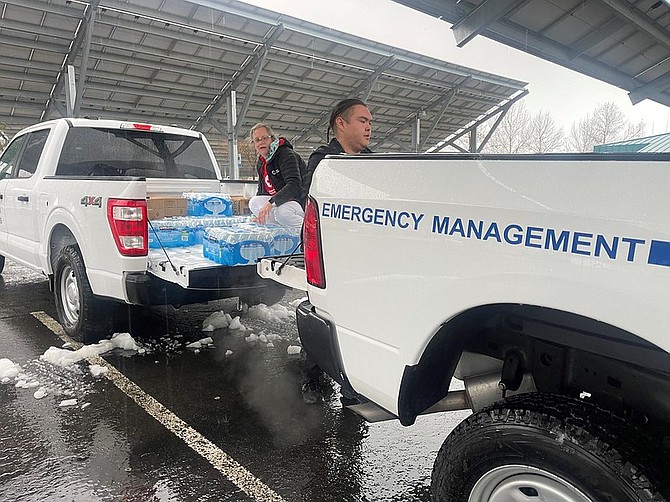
(259, 153, 670, 501)
(0, 118, 284, 343)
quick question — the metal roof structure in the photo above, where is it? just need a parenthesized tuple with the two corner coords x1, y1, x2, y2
(0, 0, 528, 176)
(594, 131, 670, 152)
(393, 0, 670, 108)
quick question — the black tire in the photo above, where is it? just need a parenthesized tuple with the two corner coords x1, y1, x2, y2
(53, 245, 115, 343)
(0, 254, 5, 274)
(431, 393, 669, 502)
(239, 283, 286, 307)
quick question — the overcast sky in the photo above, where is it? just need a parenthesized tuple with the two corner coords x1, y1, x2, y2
(239, 0, 670, 136)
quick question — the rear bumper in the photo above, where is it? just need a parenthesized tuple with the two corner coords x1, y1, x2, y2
(296, 300, 359, 400)
(124, 264, 283, 306)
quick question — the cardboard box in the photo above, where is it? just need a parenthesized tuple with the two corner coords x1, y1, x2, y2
(147, 196, 187, 220)
(231, 196, 251, 216)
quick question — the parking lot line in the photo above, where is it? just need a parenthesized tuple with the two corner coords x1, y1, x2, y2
(32, 311, 284, 502)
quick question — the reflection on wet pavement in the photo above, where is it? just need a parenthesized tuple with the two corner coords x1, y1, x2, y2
(0, 260, 469, 501)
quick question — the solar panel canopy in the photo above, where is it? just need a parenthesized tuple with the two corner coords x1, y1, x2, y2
(393, 0, 670, 109)
(0, 0, 528, 174)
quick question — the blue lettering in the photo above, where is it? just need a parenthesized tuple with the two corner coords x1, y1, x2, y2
(362, 207, 373, 223)
(622, 237, 645, 262)
(594, 235, 618, 259)
(385, 210, 397, 227)
(341, 204, 352, 220)
(571, 232, 593, 255)
(374, 208, 385, 225)
(449, 218, 465, 237)
(331, 204, 342, 219)
(467, 220, 483, 239)
(397, 211, 410, 229)
(350, 205, 361, 222)
(322, 202, 331, 218)
(545, 229, 569, 252)
(411, 213, 424, 231)
(484, 222, 501, 242)
(504, 224, 523, 245)
(432, 216, 450, 234)
(525, 226, 543, 248)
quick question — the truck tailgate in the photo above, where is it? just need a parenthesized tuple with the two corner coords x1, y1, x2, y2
(257, 254, 307, 291)
(148, 246, 231, 289)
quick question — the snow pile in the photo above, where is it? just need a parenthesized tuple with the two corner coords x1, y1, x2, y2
(228, 316, 246, 330)
(0, 358, 21, 383)
(186, 337, 214, 350)
(89, 365, 109, 377)
(287, 345, 302, 355)
(59, 399, 78, 407)
(202, 311, 233, 331)
(247, 303, 294, 322)
(41, 333, 143, 368)
(33, 387, 48, 399)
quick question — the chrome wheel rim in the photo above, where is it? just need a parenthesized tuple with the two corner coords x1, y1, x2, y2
(60, 264, 80, 325)
(469, 465, 593, 502)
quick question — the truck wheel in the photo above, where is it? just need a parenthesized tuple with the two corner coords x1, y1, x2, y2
(54, 245, 114, 343)
(239, 283, 286, 307)
(431, 393, 668, 502)
(0, 254, 5, 273)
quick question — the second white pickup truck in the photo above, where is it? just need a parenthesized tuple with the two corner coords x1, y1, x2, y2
(260, 152, 670, 501)
(0, 118, 284, 342)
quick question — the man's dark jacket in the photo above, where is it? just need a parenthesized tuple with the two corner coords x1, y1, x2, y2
(303, 138, 372, 201)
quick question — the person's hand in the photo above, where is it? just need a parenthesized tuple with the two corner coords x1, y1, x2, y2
(258, 201, 273, 224)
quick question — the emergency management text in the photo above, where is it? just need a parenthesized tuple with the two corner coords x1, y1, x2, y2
(321, 202, 423, 231)
(431, 215, 645, 262)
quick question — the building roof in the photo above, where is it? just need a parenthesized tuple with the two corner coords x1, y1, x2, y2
(594, 132, 670, 152)
(0, 0, 528, 171)
(393, 0, 670, 108)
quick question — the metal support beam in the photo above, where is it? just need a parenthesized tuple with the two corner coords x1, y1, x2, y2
(411, 113, 422, 153)
(469, 128, 477, 153)
(42, 1, 90, 120)
(599, 0, 670, 52)
(73, 0, 99, 117)
(629, 71, 670, 105)
(477, 106, 511, 152)
(193, 24, 284, 132)
(65, 65, 77, 117)
(568, 17, 625, 60)
(292, 55, 396, 145)
(418, 78, 470, 150)
(226, 91, 239, 179)
(452, 0, 527, 47)
(434, 89, 528, 152)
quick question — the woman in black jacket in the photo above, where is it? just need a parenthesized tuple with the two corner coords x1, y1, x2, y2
(248, 123, 307, 227)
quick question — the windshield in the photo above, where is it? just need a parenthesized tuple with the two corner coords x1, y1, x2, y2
(55, 127, 218, 179)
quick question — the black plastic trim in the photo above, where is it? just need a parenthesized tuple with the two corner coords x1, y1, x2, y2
(124, 264, 281, 306)
(296, 300, 358, 398)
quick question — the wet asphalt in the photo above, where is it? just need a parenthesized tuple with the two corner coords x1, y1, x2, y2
(0, 260, 469, 501)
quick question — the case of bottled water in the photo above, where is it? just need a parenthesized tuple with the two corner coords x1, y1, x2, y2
(148, 219, 195, 248)
(203, 225, 274, 265)
(183, 192, 233, 217)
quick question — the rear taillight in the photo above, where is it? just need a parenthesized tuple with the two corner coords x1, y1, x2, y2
(107, 199, 148, 256)
(303, 196, 325, 288)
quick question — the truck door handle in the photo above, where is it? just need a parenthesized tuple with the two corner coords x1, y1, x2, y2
(17, 195, 29, 202)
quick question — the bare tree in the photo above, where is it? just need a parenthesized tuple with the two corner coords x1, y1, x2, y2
(567, 102, 646, 152)
(485, 102, 532, 153)
(528, 111, 564, 153)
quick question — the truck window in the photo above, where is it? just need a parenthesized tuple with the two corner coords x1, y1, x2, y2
(55, 127, 218, 179)
(0, 135, 27, 179)
(16, 130, 50, 179)
(0, 130, 50, 180)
